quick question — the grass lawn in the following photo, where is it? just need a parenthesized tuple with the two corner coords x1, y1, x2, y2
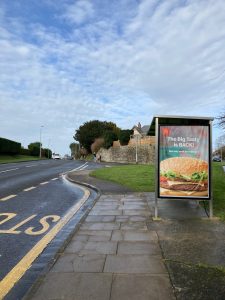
(0, 155, 46, 164)
(212, 162, 225, 220)
(91, 164, 155, 192)
(90, 162, 225, 219)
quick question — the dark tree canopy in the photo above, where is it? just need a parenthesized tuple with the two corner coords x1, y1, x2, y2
(118, 129, 133, 146)
(74, 120, 120, 152)
(103, 130, 118, 149)
(28, 142, 41, 156)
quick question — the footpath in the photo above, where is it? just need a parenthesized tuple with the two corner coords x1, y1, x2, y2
(27, 169, 225, 300)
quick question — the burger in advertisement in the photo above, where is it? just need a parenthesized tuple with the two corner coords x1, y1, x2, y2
(160, 157, 208, 197)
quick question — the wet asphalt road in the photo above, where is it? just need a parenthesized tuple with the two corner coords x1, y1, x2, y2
(0, 159, 103, 299)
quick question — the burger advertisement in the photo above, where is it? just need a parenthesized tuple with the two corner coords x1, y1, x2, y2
(159, 125, 210, 199)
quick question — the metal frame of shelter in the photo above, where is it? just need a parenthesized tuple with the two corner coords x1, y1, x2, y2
(149, 115, 214, 219)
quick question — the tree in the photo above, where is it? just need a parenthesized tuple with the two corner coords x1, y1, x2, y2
(28, 142, 41, 156)
(43, 148, 52, 158)
(91, 138, 104, 154)
(118, 129, 133, 146)
(74, 120, 120, 152)
(215, 134, 225, 160)
(216, 109, 225, 129)
(70, 142, 80, 159)
(103, 131, 118, 149)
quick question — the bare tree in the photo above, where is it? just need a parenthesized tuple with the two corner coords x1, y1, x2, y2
(215, 134, 225, 160)
(216, 109, 225, 129)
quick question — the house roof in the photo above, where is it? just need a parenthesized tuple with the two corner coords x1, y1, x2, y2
(132, 124, 150, 136)
(141, 125, 150, 135)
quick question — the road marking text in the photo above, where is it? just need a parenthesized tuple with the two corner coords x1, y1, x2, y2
(0, 213, 60, 235)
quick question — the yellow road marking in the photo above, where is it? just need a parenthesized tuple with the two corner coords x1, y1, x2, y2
(0, 215, 37, 234)
(0, 185, 90, 299)
(25, 215, 60, 235)
(40, 181, 49, 185)
(23, 187, 36, 192)
(0, 213, 17, 226)
(0, 195, 17, 201)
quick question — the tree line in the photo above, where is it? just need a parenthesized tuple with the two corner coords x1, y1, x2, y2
(0, 138, 52, 158)
(70, 120, 133, 158)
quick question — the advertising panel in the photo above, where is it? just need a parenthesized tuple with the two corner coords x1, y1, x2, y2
(159, 125, 210, 199)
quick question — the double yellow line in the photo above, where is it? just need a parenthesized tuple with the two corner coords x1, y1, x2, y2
(0, 186, 90, 299)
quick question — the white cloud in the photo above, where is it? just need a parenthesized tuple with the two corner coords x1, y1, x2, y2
(0, 0, 225, 153)
(63, 1, 94, 25)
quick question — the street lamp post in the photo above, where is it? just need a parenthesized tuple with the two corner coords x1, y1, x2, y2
(47, 138, 50, 159)
(131, 134, 140, 164)
(40, 125, 44, 158)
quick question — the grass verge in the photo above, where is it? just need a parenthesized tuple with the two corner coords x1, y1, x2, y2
(0, 155, 46, 164)
(90, 162, 225, 219)
(91, 164, 155, 192)
(213, 162, 225, 220)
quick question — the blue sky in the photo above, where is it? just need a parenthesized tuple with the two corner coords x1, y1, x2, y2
(0, 0, 224, 154)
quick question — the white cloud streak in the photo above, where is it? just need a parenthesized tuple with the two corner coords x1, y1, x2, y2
(0, 0, 225, 153)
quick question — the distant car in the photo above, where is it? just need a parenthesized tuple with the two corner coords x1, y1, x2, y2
(52, 154, 61, 159)
(212, 156, 221, 162)
(63, 155, 73, 160)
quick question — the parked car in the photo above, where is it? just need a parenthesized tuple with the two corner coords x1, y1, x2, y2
(212, 156, 221, 162)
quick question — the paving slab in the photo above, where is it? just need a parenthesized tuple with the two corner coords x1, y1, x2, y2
(88, 235, 111, 242)
(80, 241, 118, 255)
(50, 254, 106, 273)
(117, 241, 161, 255)
(123, 209, 151, 216)
(64, 240, 86, 254)
(110, 274, 175, 300)
(77, 230, 112, 238)
(120, 222, 147, 230)
(115, 215, 130, 222)
(31, 273, 112, 300)
(85, 215, 115, 222)
(111, 230, 158, 241)
(90, 209, 122, 216)
(104, 255, 166, 274)
(80, 222, 120, 230)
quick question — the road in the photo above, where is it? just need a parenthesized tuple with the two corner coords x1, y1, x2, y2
(0, 159, 102, 300)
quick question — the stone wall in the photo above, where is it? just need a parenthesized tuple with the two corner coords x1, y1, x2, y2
(98, 144, 155, 164)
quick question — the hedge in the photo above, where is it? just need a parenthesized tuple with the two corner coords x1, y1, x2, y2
(20, 148, 31, 155)
(0, 137, 21, 154)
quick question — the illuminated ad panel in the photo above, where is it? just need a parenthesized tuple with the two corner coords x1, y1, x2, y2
(159, 126, 210, 199)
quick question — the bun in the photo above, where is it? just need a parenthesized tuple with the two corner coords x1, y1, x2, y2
(160, 157, 208, 177)
(160, 187, 208, 197)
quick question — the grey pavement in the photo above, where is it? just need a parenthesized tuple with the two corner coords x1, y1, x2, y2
(28, 169, 225, 300)
(29, 191, 175, 300)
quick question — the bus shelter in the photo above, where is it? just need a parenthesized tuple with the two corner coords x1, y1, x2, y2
(149, 115, 214, 219)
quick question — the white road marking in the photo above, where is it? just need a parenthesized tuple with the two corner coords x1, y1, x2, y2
(51, 178, 58, 181)
(59, 162, 89, 177)
(0, 168, 19, 174)
(25, 165, 36, 168)
(0, 195, 17, 201)
(40, 181, 49, 185)
(69, 162, 88, 172)
(80, 165, 88, 170)
(23, 187, 36, 192)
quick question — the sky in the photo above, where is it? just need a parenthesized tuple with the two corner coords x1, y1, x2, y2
(0, 0, 224, 155)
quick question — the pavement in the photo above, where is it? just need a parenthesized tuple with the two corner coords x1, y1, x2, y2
(26, 168, 225, 300)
